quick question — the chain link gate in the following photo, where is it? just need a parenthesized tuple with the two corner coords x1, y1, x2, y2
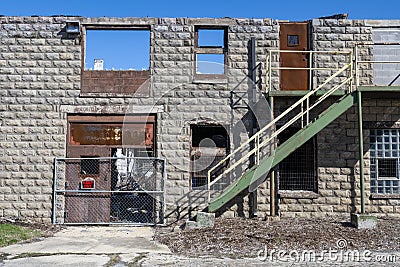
(53, 157, 166, 225)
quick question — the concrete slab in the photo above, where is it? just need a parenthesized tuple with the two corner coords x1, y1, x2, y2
(2, 254, 110, 267)
(0, 226, 170, 266)
(0, 226, 170, 256)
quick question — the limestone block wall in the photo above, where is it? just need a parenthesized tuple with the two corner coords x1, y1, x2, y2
(311, 18, 373, 89)
(1, 15, 399, 223)
(151, 18, 279, 220)
(0, 16, 81, 221)
(0, 16, 280, 222)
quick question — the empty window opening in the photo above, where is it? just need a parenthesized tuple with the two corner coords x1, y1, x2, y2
(197, 29, 225, 48)
(82, 28, 151, 96)
(190, 125, 229, 189)
(196, 54, 225, 74)
(191, 125, 228, 148)
(278, 127, 317, 192)
(85, 29, 150, 70)
(195, 27, 227, 76)
(370, 129, 400, 194)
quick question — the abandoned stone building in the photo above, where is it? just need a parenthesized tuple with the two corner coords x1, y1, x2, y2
(1, 15, 400, 225)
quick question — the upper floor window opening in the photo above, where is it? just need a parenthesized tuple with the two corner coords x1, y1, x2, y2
(84, 28, 150, 71)
(194, 26, 227, 77)
(197, 28, 225, 48)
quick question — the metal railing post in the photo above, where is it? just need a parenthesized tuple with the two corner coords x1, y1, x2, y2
(52, 158, 58, 224)
(306, 98, 310, 126)
(269, 50, 272, 93)
(301, 101, 304, 128)
(309, 51, 313, 91)
(266, 53, 270, 93)
(256, 134, 260, 165)
(162, 158, 167, 224)
(207, 169, 211, 203)
(355, 45, 359, 87)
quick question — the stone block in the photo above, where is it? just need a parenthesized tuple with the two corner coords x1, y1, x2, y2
(350, 213, 377, 229)
(196, 212, 215, 227)
(185, 212, 215, 229)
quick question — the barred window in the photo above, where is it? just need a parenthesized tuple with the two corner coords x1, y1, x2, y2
(370, 129, 400, 194)
(278, 127, 317, 192)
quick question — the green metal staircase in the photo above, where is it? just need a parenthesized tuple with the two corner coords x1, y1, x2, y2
(207, 60, 356, 213)
(209, 91, 357, 212)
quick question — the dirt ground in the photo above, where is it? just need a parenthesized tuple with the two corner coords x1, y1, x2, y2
(3, 216, 400, 261)
(155, 217, 400, 258)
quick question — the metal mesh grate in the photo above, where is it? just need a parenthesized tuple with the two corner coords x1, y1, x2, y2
(370, 129, 400, 194)
(53, 157, 166, 225)
(278, 128, 317, 191)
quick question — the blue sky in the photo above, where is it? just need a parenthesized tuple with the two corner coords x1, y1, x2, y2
(1, 0, 399, 70)
(1, 0, 399, 20)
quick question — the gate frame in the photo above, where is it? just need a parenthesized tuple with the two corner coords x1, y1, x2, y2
(52, 156, 167, 226)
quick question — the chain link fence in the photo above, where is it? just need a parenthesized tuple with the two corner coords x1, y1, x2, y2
(53, 157, 166, 225)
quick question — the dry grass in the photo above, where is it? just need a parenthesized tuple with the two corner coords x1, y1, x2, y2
(0, 223, 43, 247)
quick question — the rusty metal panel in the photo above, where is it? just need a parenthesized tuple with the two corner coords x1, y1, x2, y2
(279, 22, 309, 91)
(69, 123, 153, 147)
(68, 115, 155, 148)
(65, 147, 111, 223)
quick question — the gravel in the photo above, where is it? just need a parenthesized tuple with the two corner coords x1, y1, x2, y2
(155, 217, 400, 258)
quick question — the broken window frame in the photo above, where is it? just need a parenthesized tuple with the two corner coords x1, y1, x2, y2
(194, 26, 228, 79)
(190, 124, 229, 190)
(80, 156, 100, 175)
(67, 115, 156, 155)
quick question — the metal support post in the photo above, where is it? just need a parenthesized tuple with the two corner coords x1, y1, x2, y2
(357, 90, 365, 214)
(249, 36, 258, 217)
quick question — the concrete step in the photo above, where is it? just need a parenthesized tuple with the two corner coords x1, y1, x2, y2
(185, 211, 215, 229)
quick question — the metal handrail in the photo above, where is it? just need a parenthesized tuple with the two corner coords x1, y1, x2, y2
(207, 52, 353, 202)
(266, 49, 353, 93)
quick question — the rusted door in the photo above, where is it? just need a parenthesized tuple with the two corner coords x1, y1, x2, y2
(280, 22, 309, 91)
(65, 146, 111, 223)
